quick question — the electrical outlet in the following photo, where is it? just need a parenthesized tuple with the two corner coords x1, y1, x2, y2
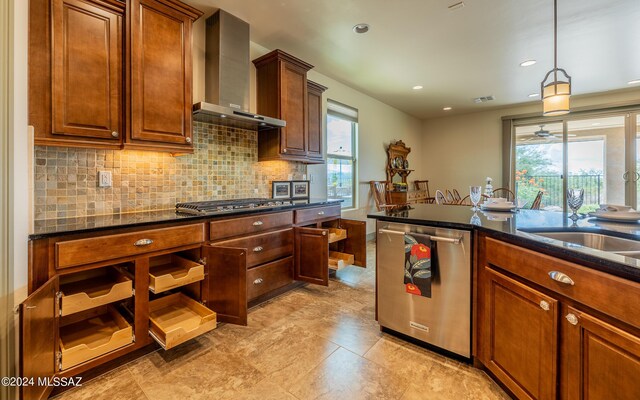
(98, 171, 112, 188)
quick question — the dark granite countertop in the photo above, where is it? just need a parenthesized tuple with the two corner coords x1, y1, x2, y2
(368, 204, 640, 282)
(30, 198, 342, 239)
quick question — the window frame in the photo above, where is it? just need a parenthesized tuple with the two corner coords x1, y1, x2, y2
(326, 103, 358, 210)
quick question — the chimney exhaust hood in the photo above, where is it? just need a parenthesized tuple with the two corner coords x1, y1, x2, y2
(192, 10, 285, 130)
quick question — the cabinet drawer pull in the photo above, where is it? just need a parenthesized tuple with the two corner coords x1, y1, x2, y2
(253, 246, 264, 252)
(539, 300, 550, 311)
(185, 137, 192, 144)
(253, 278, 264, 285)
(134, 238, 153, 247)
(566, 313, 579, 325)
(317, 211, 325, 215)
(111, 131, 119, 138)
(548, 271, 574, 285)
(252, 221, 264, 226)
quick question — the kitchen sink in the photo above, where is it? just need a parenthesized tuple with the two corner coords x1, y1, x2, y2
(528, 231, 640, 253)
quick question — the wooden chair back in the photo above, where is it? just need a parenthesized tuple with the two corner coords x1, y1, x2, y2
(369, 181, 390, 211)
(413, 180, 435, 204)
(458, 195, 472, 206)
(452, 189, 462, 202)
(435, 190, 447, 205)
(492, 187, 515, 201)
(531, 191, 544, 210)
(445, 190, 455, 204)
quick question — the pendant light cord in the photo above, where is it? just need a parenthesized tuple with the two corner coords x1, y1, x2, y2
(554, 0, 558, 83)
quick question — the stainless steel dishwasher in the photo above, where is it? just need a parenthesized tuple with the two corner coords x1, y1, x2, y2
(376, 220, 472, 358)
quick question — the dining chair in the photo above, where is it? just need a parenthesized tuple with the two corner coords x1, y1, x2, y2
(435, 190, 447, 205)
(452, 189, 462, 203)
(492, 187, 515, 201)
(530, 191, 544, 210)
(369, 181, 408, 211)
(445, 190, 456, 204)
(413, 180, 435, 204)
(458, 195, 472, 206)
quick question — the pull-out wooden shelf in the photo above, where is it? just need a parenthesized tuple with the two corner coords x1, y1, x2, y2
(329, 251, 355, 270)
(328, 228, 347, 244)
(149, 255, 205, 294)
(59, 307, 133, 370)
(60, 267, 133, 316)
(149, 293, 217, 350)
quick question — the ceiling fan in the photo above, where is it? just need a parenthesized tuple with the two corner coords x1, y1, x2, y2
(521, 125, 563, 142)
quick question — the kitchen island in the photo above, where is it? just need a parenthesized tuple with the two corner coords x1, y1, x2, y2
(368, 204, 640, 400)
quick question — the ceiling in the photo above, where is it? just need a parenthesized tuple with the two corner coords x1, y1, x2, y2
(183, 0, 640, 119)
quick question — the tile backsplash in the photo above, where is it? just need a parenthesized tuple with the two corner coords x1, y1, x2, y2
(34, 122, 306, 220)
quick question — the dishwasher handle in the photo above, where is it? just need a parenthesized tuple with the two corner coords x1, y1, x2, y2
(378, 228, 463, 245)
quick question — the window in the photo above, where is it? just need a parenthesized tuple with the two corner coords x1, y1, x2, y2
(509, 109, 640, 212)
(326, 100, 358, 209)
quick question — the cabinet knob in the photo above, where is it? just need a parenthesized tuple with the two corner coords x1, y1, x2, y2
(539, 300, 550, 311)
(134, 238, 153, 246)
(283, 149, 287, 153)
(253, 246, 264, 252)
(548, 271, 574, 285)
(185, 137, 192, 144)
(252, 221, 264, 226)
(111, 131, 119, 138)
(566, 313, 579, 325)
(253, 278, 264, 285)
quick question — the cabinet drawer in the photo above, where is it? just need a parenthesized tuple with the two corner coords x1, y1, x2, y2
(209, 211, 293, 241)
(149, 293, 217, 350)
(294, 205, 341, 225)
(60, 267, 133, 316)
(56, 224, 205, 269)
(485, 237, 640, 328)
(215, 228, 294, 268)
(247, 257, 294, 300)
(149, 255, 205, 294)
(59, 306, 133, 370)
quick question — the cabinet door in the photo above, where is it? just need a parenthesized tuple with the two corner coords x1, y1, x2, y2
(21, 277, 59, 400)
(481, 267, 558, 400)
(129, 0, 197, 147)
(202, 245, 247, 325)
(306, 81, 325, 161)
(294, 227, 329, 286)
(562, 306, 640, 400)
(340, 218, 366, 268)
(280, 62, 308, 157)
(52, 0, 123, 141)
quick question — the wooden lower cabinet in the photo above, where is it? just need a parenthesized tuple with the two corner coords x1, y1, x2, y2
(562, 306, 640, 400)
(478, 234, 640, 400)
(479, 267, 558, 400)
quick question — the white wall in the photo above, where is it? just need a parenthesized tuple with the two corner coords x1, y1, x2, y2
(192, 20, 423, 234)
(421, 89, 640, 194)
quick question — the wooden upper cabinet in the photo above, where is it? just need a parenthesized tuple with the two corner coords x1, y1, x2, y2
(127, 0, 202, 152)
(306, 80, 327, 162)
(253, 50, 315, 162)
(31, 0, 125, 148)
(480, 267, 558, 400)
(562, 306, 640, 400)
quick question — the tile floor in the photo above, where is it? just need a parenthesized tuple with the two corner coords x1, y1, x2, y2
(54, 242, 511, 400)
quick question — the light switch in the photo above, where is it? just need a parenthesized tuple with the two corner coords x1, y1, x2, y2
(98, 171, 112, 188)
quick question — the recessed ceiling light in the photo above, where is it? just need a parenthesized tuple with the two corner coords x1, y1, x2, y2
(412, 85, 423, 90)
(443, 107, 452, 111)
(520, 60, 537, 67)
(528, 93, 540, 98)
(629, 79, 640, 85)
(352, 23, 370, 34)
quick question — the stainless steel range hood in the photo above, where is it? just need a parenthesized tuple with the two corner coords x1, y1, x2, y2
(193, 10, 285, 130)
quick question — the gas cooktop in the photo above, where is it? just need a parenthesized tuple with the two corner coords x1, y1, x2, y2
(176, 198, 294, 215)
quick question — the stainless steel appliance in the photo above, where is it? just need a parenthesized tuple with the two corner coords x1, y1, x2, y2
(377, 221, 471, 358)
(176, 198, 295, 215)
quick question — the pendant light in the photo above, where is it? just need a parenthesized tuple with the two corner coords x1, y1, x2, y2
(541, 0, 571, 116)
